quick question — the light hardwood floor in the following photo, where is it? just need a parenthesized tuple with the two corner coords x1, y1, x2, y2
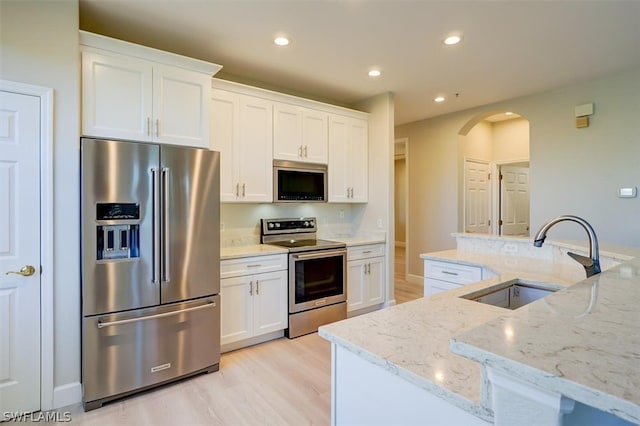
(394, 245, 423, 304)
(42, 248, 420, 425)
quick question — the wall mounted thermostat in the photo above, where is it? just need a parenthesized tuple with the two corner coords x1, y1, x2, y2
(617, 187, 637, 198)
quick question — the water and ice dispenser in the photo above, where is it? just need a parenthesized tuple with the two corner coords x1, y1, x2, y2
(95, 203, 140, 260)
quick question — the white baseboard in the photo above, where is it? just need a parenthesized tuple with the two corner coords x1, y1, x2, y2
(53, 381, 82, 409)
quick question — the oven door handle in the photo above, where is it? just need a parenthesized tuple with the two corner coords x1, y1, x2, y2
(292, 250, 346, 260)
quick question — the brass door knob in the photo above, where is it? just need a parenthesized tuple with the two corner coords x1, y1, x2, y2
(5, 265, 36, 277)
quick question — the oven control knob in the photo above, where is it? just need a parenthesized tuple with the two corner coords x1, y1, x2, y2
(304, 221, 309, 227)
(275, 223, 280, 228)
(309, 220, 314, 227)
(268, 223, 274, 229)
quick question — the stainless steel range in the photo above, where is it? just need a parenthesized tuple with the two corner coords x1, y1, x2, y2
(261, 217, 347, 338)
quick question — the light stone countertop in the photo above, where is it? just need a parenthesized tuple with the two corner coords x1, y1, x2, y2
(319, 243, 640, 424)
(220, 244, 288, 260)
(324, 235, 385, 246)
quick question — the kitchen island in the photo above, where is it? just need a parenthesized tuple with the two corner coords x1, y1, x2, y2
(318, 235, 640, 425)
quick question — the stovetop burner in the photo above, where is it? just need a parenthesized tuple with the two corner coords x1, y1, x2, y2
(260, 218, 346, 252)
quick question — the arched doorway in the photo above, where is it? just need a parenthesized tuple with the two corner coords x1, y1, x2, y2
(459, 111, 531, 236)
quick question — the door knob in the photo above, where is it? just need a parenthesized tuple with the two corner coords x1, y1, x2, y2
(5, 265, 36, 277)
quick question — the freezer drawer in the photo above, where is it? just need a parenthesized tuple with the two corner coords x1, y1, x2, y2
(82, 295, 220, 410)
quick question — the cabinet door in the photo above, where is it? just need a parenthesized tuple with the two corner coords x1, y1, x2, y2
(301, 109, 328, 164)
(328, 115, 350, 202)
(253, 270, 288, 337)
(328, 114, 368, 202)
(365, 257, 385, 306)
(347, 259, 367, 312)
(273, 102, 303, 162)
(238, 95, 273, 202)
(220, 276, 253, 345)
(211, 89, 240, 201)
(347, 118, 368, 202)
(153, 64, 211, 148)
(82, 49, 152, 141)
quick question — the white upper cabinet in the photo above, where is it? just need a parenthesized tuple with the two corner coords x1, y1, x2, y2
(80, 31, 221, 148)
(273, 102, 328, 164)
(210, 88, 273, 202)
(328, 114, 368, 203)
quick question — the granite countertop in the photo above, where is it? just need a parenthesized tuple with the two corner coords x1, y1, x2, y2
(220, 244, 288, 260)
(320, 234, 386, 246)
(319, 243, 640, 424)
(451, 257, 640, 424)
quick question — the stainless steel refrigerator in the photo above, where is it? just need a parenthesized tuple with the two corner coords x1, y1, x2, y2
(81, 137, 220, 410)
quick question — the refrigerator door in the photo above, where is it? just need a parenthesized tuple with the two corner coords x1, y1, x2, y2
(160, 146, 220, 303)
(81, 138, 159, 316)
(82, 295, 220, 409)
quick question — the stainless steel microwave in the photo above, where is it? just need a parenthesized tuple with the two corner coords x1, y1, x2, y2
(273, 160, 327, 202)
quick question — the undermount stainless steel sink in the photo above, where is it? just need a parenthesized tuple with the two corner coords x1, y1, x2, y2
(460, 279, 561, 310)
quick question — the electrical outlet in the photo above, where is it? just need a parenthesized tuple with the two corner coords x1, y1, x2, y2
(377, 218, 383, 229)
(220, 222, 225, 231)
(339, 209, 345, 219)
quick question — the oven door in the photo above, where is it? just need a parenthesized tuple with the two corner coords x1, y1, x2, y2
(289, 249, 346, 313)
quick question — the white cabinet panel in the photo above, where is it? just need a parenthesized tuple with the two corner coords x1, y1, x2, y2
(347, 244, 385, 313)
(273, 102, 328, 164)
(423, 259, 483, 296)
(328, 114, 368, 203)
(211, 89, 273, 202)
(81, 33, 216, 148)
(220, 256, 287, 347)
(82, 49, 152, 141)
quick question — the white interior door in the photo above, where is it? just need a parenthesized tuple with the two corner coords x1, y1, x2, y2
(464, 159, 490, 234)
(500, 165, 530, 236)
(0, 90, 41, 414)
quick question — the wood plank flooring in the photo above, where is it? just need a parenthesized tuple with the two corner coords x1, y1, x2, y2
(57, 333, 331, 425)
(43, 248, 421, 425)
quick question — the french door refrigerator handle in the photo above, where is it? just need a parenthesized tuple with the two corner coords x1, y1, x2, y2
(162, 167, 171, 283)
(151, 167, 160, 284)
(96, 301, 216, 328)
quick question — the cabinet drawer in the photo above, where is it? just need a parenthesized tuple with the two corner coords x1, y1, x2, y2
(424, 278, 462, 296)
(347, 244, 384, 261)
(424, 260, 482, 285)
(221, 254, 287, 278)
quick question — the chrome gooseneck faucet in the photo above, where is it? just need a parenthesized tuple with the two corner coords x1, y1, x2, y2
(533, 215, 601, 278)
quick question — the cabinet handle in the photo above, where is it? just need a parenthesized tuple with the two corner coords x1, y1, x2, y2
(235, 183, 239, 197)
(242, 183, 246, 197)
(155, 119, 160, 137)
(249, 280, 253, 296)
(304, 145, 308, 157)
(246, 264, 262, 268)
(256, 280, 260, 295)
(298, 145, 303, 157)
(442, 271, 459, 276)
(363, 250, 373, 254)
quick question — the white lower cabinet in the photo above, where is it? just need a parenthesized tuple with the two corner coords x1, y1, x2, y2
(424, 259, 483, 296)
(347, 244, 385, 312)
(220, 255, 287, 347)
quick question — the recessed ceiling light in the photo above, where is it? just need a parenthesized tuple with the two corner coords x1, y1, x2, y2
(368, 69, 381, 77)
(274, 36, 290, 46)
(443, 34, 462, 45)
(434, 96, 446, 103)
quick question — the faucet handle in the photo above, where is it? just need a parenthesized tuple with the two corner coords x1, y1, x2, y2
(567, 251, 593, 267)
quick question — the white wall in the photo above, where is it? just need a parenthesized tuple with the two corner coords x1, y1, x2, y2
(397, 66, 640, 277)
(0, 0, 81, 406)
(492, 117, 529, 162)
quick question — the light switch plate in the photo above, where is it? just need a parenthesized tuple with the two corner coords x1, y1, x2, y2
(618, 187, 637, 198)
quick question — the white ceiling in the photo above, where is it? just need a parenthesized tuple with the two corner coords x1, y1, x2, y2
(79, 0, 640, 126)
